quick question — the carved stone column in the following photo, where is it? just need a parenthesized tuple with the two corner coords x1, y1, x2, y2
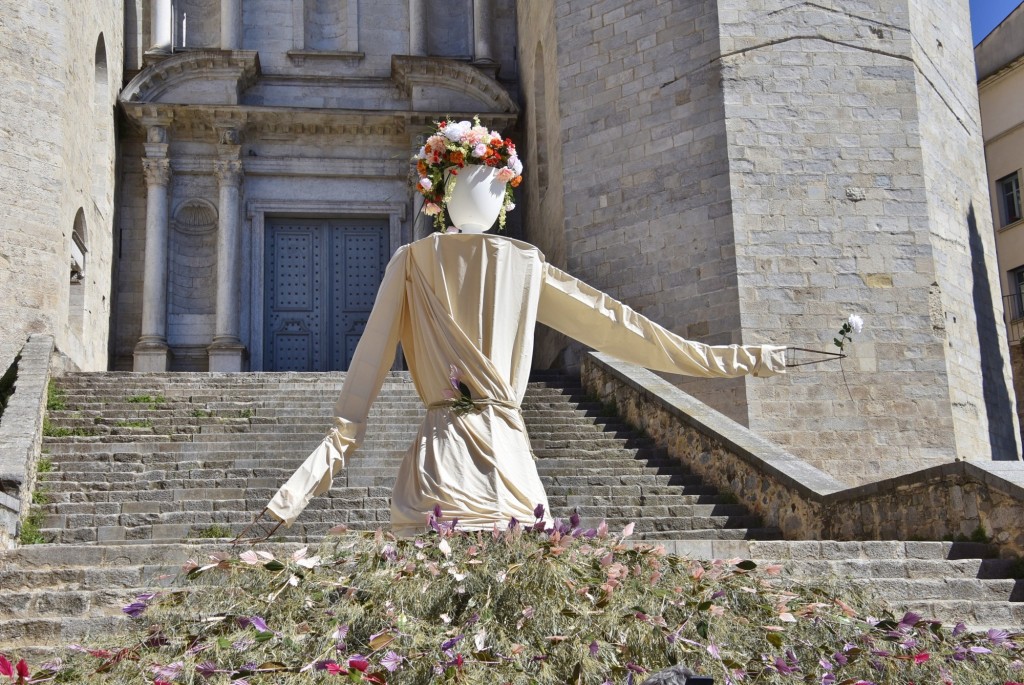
(472, 0, 494, 65)
(147, 0, 173, 54)
(221, 0, 242, 50)
(208, 128, 246, 372)
(134, 127, 172, 371)
(409, 0, 427, 55)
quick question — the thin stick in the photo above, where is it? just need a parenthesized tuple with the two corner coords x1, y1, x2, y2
(784, 347, 847, 368)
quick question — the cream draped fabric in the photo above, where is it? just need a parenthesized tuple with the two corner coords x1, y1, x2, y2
(265, 234, 786, 535)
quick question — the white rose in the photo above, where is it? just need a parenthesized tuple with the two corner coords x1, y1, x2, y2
(418, 177, 432, 191)
(473, 143, 488, 158)
(848, 314, 864, 334)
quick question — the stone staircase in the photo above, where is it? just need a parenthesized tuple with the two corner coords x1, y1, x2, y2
(1, 371, 1021, 657)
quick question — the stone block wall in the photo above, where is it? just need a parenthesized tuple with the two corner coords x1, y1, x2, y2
(521, 0, 1020, 485)
(534, 0, 749, 421)
(0, 3, 123, 375)
(515, 0, 570, 369)
(907, 0, 1020, 462)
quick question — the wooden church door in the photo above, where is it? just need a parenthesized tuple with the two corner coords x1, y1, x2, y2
(263, 218, 389, 371)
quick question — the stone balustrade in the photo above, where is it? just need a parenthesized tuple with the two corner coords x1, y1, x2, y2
(581, 352, 1024, 558)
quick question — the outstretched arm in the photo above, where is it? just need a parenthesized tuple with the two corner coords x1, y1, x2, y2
(266, 247, 409, 525)
(537, 264, 785, 378)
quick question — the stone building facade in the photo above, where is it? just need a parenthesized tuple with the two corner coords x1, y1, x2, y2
(115, 0, 520, 373)
(516, 0, 1021, 483)
(0, 3, 124, 375)
(0, 1, 1019, 487)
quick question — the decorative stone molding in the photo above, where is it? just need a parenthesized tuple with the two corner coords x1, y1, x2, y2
(214, 159, 244, 186)
(391, 55, 519, 114)
(172, 199, 218, 236)
(142, 157, 172, 187)
(120, 50, 260, 104)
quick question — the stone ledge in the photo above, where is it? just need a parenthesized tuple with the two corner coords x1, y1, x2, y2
(581, 352, 1024, 558)
(0, 335, 54, 548)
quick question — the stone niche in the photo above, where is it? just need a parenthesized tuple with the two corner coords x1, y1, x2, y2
(168, 199, 217, 370)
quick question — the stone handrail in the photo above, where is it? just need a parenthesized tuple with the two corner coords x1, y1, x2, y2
(0, 335, 54, 548)
(581, 352, 1024, 558)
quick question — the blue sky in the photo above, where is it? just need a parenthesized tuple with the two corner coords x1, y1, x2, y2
(971, 0, 1023, 44)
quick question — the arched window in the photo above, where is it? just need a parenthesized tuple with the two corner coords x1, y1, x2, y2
(92, 34, 112, 202)
(69, 209, 88, 333)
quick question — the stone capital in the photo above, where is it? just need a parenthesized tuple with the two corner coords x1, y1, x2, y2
(142, 157, 172, 187)
(214, 159, 244, 186)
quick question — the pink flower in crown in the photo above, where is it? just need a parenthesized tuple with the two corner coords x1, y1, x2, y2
(423, 202, 442, 216)
(496, 167, 516, 183)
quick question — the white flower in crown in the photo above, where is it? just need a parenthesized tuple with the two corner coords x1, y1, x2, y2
(424, 202, 442, 216)
(847, 314, 864, 334)
(472, 143, 488, 158)
(418, 177, 432, 191)
(443, 120, 471, 142)
(508, 154, 523, 175)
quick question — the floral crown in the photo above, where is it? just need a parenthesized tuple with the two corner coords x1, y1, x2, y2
(413, 117, 524, 232)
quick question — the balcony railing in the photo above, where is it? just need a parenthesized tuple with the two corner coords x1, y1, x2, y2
(1004, 293, 1024, 346)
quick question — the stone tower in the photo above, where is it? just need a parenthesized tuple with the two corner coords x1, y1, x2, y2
(517, 0, 1021, 484)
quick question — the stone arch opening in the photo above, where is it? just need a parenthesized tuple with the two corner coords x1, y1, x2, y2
(69, 209, 88, 333)
(92, 34, 113, 202)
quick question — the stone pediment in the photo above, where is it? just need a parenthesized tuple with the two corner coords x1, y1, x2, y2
(120, 50, 260, 105)
(391, 55, 518, 115)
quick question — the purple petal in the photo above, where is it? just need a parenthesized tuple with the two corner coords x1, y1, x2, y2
(569, 510, 581, 529)
(533, 503, 545, 519)
(953, 622, 967, 636)
(196, 661, 219, 678)
(441, 635, 464, 651)
(249, 616, 270, 632)
(589, 641, 599, 657)
(434, 504, 443, 519)
(969, 646, 992, 654)
(380, 651, 403, 673)
(899, 611, 921, 627)
(508, 516, 519, 530)
(987, 628, 1009, 644)
(122, 602, 148, 618)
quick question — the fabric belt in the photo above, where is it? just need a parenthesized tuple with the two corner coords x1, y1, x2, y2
(427, 398, 521, 412)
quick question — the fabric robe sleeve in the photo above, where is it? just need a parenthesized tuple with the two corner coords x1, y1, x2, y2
(537, 263, 786, 378)
(266, 248, 409, 525)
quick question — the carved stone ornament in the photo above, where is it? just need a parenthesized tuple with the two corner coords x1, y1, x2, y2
(142, 157, 172, 186)
(215, 159, 244, 186)
(218, 127, 241, 145)
(147, 125, 167, 143)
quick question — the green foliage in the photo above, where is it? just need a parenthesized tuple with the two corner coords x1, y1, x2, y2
(189, 525, 234, 539)
(126, 395, 165, 405)
(49, 526, 1023, 684)
(46, 379, 67, 411)
(18, 510, 47, 545)
(42, 417, 96, 437)
(190, 408, 212, 418)
(36, 457, 53, 473)
(31, 488, 50, 505)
